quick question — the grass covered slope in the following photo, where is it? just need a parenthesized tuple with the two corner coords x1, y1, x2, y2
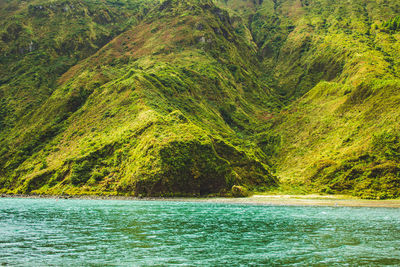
(1, 0, 399, 199)
(212, 0, 400, 199)
(0, 0, 155, 131)
(269, 0, 400, 199)
(0, 0, 278, 196)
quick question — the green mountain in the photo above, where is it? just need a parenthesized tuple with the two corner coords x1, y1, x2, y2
(0, 0, 399, 199)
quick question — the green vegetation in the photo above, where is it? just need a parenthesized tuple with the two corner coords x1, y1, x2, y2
(231, 185, 250, 197)
(0, 0, 278, 197)
(1, 0, 399, 199)
(384, 16, 400, 32)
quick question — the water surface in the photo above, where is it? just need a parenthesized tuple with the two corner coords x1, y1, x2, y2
(1, 198, 399, 266)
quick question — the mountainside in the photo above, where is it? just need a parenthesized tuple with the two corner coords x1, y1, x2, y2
(262, 0, 400, 199)
(0, 0, 399, 198)
(0, 0, 279, 196)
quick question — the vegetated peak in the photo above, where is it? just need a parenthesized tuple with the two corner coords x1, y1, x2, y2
(159, 0, 213, 9)
(59, 0, 257, 84)
(146, 0, 230, 23)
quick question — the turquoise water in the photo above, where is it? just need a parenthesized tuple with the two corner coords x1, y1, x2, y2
(0, 199, 400, 266)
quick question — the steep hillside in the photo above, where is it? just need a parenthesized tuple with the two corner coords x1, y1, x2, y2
(263, 0, 400, 199)
(0, 0, 155, 130)
(0, 0, 279, 196)
(1, 0, 399, 199)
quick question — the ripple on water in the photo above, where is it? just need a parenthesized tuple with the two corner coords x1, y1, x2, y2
(0, 199, 400, 266)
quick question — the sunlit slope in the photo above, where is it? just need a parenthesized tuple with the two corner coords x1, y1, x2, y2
(0, 0, 278, 196)
(215, 0, 400, 198)
(0, 0, 155, 131)
(1, 0, 400, 198)
(268, 0, 400, 199)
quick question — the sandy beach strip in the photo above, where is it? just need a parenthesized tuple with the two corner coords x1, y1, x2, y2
(192, 195, 400, 208)
(2, 194, 400, 208)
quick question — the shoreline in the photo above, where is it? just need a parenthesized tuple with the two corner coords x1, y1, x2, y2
(2, 194, 400, 208)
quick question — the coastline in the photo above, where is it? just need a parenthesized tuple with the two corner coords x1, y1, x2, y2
(2, 194, 400, 208)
